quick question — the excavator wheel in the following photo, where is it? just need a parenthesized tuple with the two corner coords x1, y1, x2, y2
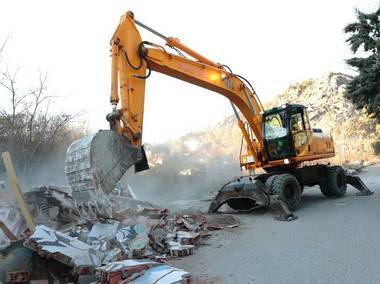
(265, 175, 279, 195)
(320, 166, 347, 197)
(272, 174, 302, 211)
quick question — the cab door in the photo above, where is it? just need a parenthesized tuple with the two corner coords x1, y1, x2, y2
(289, 109, 311, 156)
(263, 110, 295, 160)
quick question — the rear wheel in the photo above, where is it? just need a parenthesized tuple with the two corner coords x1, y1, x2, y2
(272, 174, 302, 211)
(320, 166, 347, 197)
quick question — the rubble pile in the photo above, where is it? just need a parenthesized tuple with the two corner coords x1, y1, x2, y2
(0, 183, 239, 283)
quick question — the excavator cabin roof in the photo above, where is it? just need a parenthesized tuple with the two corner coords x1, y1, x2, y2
(264, 104, 306, 116)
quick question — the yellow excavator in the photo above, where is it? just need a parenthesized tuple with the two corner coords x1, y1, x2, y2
(65, 11, 372, 220)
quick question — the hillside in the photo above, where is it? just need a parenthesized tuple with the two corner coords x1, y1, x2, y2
(268, 72, 379, 163)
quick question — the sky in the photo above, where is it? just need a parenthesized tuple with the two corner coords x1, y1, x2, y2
(0, 0, 378, 143)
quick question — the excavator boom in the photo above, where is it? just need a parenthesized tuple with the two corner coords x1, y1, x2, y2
(108, 11, 265, 167)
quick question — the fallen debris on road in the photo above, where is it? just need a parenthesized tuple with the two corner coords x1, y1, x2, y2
(24, 225, 104, 268)
(0, 179, 239, 283)
(97, 259, 191, 283)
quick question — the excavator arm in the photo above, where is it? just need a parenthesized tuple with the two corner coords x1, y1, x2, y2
(65, 11, 268, 218)
(108, 11, 265, 167)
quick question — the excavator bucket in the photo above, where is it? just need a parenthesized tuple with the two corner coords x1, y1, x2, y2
(65, 130, 142, 218)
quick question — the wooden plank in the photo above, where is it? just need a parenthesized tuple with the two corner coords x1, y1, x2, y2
(2, 151, 35, 231)
(0, 221, 17, 241)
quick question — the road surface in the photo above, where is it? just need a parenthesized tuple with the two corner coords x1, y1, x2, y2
(171, 164, 380, 284)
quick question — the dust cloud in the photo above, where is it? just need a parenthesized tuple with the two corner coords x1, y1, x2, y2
(121, 142, 243, 208)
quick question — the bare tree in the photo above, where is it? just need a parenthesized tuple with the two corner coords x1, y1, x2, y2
(0, 64, 83, 176)
(0, 36, 8, 59)
(0, 67, 27, 131)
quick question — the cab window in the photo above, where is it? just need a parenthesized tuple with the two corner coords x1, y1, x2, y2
(290, 113, 304, 133)
(264, 113, 287, 139)
(264, 111, 293, 159)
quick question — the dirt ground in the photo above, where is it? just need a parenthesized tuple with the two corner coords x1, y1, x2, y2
(171, 164, 380, 284)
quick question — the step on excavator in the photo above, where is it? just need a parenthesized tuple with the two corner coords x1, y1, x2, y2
(65, 11, 373, 221)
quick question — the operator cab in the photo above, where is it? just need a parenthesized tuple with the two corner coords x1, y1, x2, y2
(263, 104, 311, 161)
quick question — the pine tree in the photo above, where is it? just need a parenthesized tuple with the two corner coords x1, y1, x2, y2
(344, 7, 380, 122)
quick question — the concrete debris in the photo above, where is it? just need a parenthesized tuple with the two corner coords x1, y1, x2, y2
(166, 241, 194, 257)
(206, 223, 224, 230)
(205, 214, 241, 230)
(176, 231, 201, 245)
(149, 227, 169, 254)
(0, 241, 70, 283)
(0, 179, 239, 283)
(97, 259, 190, 284)
(0, 245, 34, 283)
(129, 264, 191, 283)
(116, 225, 150, 258)
(24, 185, 79, 230)
(6, 271, 30, 283)
(0, 205, 26, 236)
(177, 216, 199, 231)
(0, 205, 26, 249)
(88, 221, 120, 241)
(24, 225, 103, 268)
(98, 259, 158, 283)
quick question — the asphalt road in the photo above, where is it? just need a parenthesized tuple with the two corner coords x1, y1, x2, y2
(172, 165, 380, 284)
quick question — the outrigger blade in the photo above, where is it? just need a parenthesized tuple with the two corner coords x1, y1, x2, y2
(346, 173, 374, 196)
(208, 177, 297, 221)
(208, 178, 270, 213)
(270, 196, 298, 222)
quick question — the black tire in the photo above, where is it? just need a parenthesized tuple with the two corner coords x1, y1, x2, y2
(272, 174, 302, 211)
(320, 166, 347, 197)
(265, 175, 279, 194)
(320, 182, 335, 197)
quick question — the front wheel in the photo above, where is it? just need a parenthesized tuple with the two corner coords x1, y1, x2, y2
(272, 174, 302, 211)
